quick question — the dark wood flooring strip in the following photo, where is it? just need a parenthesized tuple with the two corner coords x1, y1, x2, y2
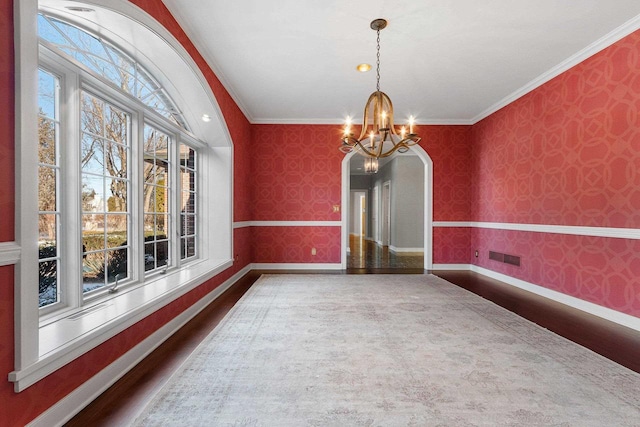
(64, 269, 640, 426)
(433, 270, 640, 374)
(63, 271, 262, 427)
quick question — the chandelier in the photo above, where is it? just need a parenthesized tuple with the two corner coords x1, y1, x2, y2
(340, 18, 421, 164)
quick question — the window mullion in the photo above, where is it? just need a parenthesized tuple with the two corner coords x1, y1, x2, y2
(63, 67, 83, 310)
(170, 134, 181, 269)
(134, 112, 145, 283)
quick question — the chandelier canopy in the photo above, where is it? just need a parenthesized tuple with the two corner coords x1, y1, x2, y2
(340, 18, 421, 161)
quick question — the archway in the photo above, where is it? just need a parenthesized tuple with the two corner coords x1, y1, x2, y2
(340, 145, 433, 270)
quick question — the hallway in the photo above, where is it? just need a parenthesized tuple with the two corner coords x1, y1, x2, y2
(347, 234, 424, 272)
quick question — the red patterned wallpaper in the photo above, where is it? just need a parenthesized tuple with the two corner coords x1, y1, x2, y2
(0, 0, 14, 242)
(471, 228, 640, 317)
(422, 126, 473, 221)
(249, 124, 473, 264)
(472, 30, 640, 228)
(433, 227, 472, 264)
(250, 124, 472, 222)
(471, 30, 640, 318)
(252, 226, 341, 264)
(251, 125, 344, 221)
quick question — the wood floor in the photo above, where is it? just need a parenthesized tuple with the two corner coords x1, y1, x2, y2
(64, 269, 640, 426)
(347, 234, 424, 272)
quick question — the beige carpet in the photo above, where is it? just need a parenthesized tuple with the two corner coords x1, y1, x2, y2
(134, 274, 640, 426)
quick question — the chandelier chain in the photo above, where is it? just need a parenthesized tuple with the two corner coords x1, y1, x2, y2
(376, 29, 381, 92)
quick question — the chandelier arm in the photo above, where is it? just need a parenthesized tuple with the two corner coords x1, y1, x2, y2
(357, 91, 381, 141)
(353, 140, 378, 157)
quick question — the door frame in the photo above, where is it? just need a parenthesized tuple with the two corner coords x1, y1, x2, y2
(381, 181, 391, 246)
(341, 145, 433, 269)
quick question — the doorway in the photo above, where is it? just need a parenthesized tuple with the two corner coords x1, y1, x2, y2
(342, 149, 433, 272)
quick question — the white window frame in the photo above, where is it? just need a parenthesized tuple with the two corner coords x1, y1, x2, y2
(12, 0, 234, 392)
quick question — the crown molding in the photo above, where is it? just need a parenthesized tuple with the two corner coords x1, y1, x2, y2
(250, 117, 474, 126)
(471, 13, 640, 124)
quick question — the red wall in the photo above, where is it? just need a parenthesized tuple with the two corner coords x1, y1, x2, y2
(249, 124, 473, 265)
(0, 0, 14, 240)
(471, 30, 640, 317)
(426, 126, 474, 264)
(0, 1, 254, 425)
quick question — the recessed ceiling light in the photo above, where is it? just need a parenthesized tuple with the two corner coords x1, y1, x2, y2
(65, 6, 95, 12)
(356, 63, 372, 72)
(201, 114, 212, 122)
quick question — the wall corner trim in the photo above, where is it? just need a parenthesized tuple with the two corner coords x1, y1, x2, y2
(0, 242, 21, 266)
(233, 221, 342, 228)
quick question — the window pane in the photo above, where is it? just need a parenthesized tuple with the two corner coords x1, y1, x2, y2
(181, 213, 196, 237)
(184, 236, 196, 259)
(38, 117, 56, 165)
(106, 214, 127, 248)
(156, 214, 169, 236)
(38, 67, 59, 309)
(82, 92, 104, 136)
(81, 135, 104, 174)
(144, 242, 156, 272)
(106, 248, 128, 284)
(105, 104, 128, 144)
(39, 214, 57, 244)
(83, 214, 104, 247)
(81, 92, 130, 294)
(107, 178, 128, 212)
(39, 260, 58, 307)
(82, 174, 105, 212)
(38, 69, 56, 119)
(83, 251, 105, 292)
(144, 124, 172, 274)
(179, 144, 197, 261)
(38, 167, 57, 212)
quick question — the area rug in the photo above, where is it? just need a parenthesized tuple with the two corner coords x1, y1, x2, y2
(134, 274, 640, 426)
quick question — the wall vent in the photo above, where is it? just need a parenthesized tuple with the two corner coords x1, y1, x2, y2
(489, 251, 520, 267)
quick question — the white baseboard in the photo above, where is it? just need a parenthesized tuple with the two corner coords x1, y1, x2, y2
(389, 245, 424, 254)
(251, 263, 343, 270)
(432, 263, 470, 270)
(469, 265, 640, 332)
(27, 265, 252, 427)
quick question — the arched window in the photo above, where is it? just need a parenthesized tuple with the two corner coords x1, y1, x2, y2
(37, 11, 202, 310)
(12, 1, 233, 392)
(38, 13, 188, 129)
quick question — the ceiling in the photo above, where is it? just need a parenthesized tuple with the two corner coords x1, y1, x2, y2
(162, 0, 640, 125)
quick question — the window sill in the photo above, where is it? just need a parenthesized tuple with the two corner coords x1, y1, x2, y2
(9, 257, 233, 392)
